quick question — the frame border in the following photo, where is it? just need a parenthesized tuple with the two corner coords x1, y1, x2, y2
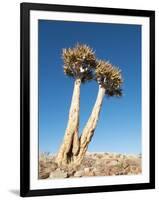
(20, 2, 155, 197)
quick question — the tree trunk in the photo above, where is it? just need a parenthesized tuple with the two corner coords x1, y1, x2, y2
(74, 86, 105, 166)
(55, 79, 81, 167)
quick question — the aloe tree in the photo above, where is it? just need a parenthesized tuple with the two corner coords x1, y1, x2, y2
(75, 60, 123, 165)
(55, 44, 96, 166)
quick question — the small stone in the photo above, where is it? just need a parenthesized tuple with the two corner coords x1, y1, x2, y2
(49, 162, 58, 171)
(84, 168, 90, 174)
(49, 168, 68, 178)
(74, 170, 84, 177)
(39, 171, 50, 179)
(118, 154, 125, 159)
(106, 159, 118, 166)
(85, 171, 95, 177)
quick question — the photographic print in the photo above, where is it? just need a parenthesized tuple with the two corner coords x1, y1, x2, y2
(20, 3, 155, 197)
(39, 21, 141, 179)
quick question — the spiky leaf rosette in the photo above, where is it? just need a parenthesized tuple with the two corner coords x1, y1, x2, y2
(62, 43, 96, 82)
(95, 60, 123, 97)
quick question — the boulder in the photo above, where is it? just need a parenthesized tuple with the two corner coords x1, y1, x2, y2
(74, 170, 84, 177)
(39, 171, 50, 179)
(50, 162, 58, 171)
(84, 167, 90, 174)
(106, 159, 118, 166)
(49, 168, 68, 179)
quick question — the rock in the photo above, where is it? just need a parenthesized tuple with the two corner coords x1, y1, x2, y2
(39, 166, 51, 179)
(96, 154, 103, 159)
(39, 171, 50, 179)
(74, 170, 84, 177)
(85, 171, 95, 176)
(106, 159, 118, 166)
(84, 168, 90, 174)
(81, 157, 96, 168)
(119, 154, 126, 159)
(125, 159, 140, 166)
(39, 152, 141, 178)
(129, 166, 141, 174)
(95, 159, 102, 166)
(50, 162, 58, 171)
(92, 167, 98, 173)
(49, 168, 68, 178)
(108, 154, 114, 159)
(84, 168, 95, 176)
(115, 171, 127, 175)
(91, 167, 105, 176)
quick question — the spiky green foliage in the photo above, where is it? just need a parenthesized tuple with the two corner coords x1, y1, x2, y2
(62, 43, 96, 82)
(95, 60, 123, 97)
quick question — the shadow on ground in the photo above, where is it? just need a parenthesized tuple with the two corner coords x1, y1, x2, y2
(9, 189, 19, 196)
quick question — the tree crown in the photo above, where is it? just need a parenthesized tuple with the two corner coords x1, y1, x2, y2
(62, 43, 96, 83)
(95, 60, 123, 97)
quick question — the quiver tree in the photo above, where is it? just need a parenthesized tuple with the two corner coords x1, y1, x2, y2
(75, 60, 123, 165)
(55, 44, 96, 167)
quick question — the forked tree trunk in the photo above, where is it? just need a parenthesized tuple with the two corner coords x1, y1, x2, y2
(55, 79, 81, 166)
(74, 86, 106, 166)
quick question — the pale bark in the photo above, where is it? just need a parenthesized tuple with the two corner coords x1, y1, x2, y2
(55, 79, 81, 166)
(75, 86, 106, 165)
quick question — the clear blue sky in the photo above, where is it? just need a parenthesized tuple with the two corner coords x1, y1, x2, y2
(38, 20, 141, 155)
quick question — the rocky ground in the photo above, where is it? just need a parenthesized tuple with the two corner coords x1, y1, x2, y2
(39, 152, 142, 179)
